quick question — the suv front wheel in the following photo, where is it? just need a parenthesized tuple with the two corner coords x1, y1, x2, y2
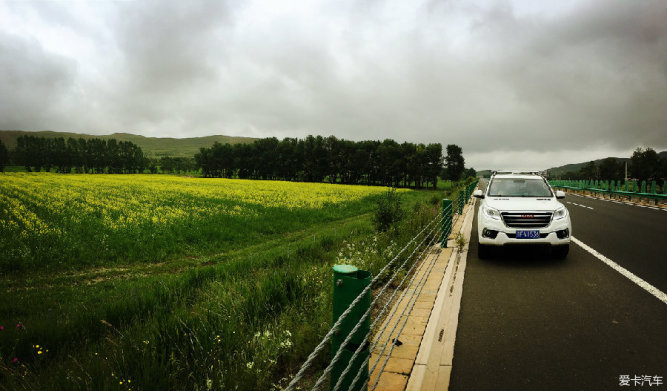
(553, 244, 569, 259)
(478, 243, 492, 259)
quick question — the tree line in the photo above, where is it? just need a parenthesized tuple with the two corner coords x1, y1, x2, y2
(6, 135, 147, 173)
(555, 147, 667, 182)
(0, 135, 472, 186)
(195, 135, 461, 189)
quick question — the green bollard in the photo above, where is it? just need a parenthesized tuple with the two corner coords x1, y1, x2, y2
(441, 199, 452, 248)
(331, 265, 371, 391)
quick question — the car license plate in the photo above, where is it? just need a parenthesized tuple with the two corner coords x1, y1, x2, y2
(516, 230, 540, 239)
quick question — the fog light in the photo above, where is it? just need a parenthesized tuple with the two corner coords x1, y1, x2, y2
(556, 229, 569, 239)
(482, 228, 498, 239)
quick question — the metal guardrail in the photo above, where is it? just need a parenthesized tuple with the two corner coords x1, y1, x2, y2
(549, 180, 667, 203)
(286, 179, 479, 391)
(284, 211, 444, 391)
(445, 179, 478, 248)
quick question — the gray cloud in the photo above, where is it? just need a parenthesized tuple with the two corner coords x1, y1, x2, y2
(0, 31, 77, 130)
(0, 0, 665, 169)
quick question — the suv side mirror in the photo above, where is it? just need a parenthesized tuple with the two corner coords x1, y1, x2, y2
(556, 190, 566, 199)
(473, 189, 484, 198)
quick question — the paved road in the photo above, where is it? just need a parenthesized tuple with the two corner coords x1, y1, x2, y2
(449, 189, 667, 391)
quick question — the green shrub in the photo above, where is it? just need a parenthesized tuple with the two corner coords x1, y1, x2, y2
(372, 188, 405, 232)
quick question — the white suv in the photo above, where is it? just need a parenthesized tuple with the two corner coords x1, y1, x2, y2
(473, 172, 571, 259)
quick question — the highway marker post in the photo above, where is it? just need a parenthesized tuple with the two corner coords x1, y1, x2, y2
(331, 265, 371, 391)
(441, 199, 453, 248)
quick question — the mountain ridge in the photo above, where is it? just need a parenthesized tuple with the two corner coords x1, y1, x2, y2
(0, 129, 257, 157)
(477, 151, 667, 178)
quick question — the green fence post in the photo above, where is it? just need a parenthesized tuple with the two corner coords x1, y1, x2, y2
(651, 181, 656, 194)
(441, 199, 452, 248)
(641, 181, 647, 194)
(458, 190, 464, 214)
(331, 265, 371, 391)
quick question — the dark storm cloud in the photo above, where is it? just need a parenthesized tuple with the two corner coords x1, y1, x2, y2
(0, 0, 665, 168)
(463, 0, 667, 153)
(0, 31, 76, 130)
(101, 0, 233, 132)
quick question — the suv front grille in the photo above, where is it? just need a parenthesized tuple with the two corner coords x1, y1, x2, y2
(501, 212, 552, 228)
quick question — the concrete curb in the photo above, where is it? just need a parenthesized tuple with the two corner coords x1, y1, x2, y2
(405, 196, 476, 391)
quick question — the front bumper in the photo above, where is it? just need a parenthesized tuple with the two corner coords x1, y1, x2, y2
(478, 213, 571, 246)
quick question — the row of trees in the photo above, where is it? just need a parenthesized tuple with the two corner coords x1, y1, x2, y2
(0, 140, 8, 172)
(196, 135, 459, 189)
(557, 147, 666, 182)
(0, 135, 472, 186)
(157, 156, 197, 174)
(10, 135, 147, 173)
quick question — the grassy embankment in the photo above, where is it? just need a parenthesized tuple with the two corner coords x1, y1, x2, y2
(0, 173, 467, 391)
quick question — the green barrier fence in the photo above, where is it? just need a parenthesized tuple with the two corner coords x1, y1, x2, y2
(442, 178, 479, 248)
(441, 199, 452, 248)
(549, 179, 667, 203)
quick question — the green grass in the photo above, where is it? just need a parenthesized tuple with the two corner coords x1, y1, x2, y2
(0, 176, 463, 391)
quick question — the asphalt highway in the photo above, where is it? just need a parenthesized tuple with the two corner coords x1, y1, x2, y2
(449, 189, 667, 391)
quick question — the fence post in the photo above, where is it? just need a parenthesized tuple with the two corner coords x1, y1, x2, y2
(458, 190, 464, 215)
(641, 181, 647, 194)
(331, 265, 371, 391)
(441, 199, 452, 248)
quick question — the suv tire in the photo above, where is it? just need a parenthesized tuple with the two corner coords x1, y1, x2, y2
(553, 244, 569, 259)
(478, 243, 491, 259)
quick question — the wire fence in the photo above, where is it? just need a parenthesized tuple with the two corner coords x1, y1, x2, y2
(285, 185, 476, 391)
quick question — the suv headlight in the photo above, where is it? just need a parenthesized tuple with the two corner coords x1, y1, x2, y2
(482, 205, 501, 220)
(553, 206, 568, 220)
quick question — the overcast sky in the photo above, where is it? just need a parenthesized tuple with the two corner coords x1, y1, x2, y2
(1, 0, 666, 170)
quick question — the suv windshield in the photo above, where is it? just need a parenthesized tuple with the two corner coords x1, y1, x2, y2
(488, 178, 553, 197)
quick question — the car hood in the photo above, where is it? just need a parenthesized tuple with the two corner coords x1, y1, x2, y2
(484, 197, 564, 212)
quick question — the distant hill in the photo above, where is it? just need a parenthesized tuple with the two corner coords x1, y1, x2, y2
(0, 130, 257, 157)
(545, 151, 667, 177)
(475, 151, 667, 179)
(477, 170, 492, 178)
(544, 157, 630, 177)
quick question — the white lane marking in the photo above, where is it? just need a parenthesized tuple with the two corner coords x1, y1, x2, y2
(567, 193, 667, 211)
(566, 201, 593, 210)
(572, 237, 667, 306)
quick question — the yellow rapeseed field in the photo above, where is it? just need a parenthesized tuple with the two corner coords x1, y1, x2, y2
(0, 173, 405, 269)
(0, 173, 395, 231)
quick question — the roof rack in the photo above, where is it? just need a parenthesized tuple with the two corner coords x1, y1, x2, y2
(491, 171, 546, 176)
(491, 171, 513, 176)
